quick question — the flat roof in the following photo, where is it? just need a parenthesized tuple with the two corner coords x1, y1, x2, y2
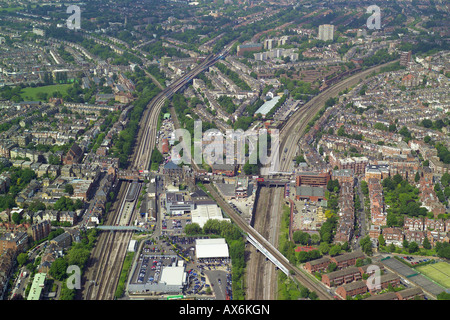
(160, 266, 186, 286)
(27, 273, 46, 300)
(255, 96, 281, 116)
(191, 204, 229, 228)
(195, 238, 229, 259)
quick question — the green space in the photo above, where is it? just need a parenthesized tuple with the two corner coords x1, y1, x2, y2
(20, 84, 72, 101)
(0, 6, 23, 12)
(383, 174, 430, 227)
(416, 262, 450, 289)
(114, 252, 135, 298)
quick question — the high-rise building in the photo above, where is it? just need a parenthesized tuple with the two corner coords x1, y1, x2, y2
(318, 24, 334, 41)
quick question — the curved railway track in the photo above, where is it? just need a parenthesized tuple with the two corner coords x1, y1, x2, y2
(278, 60, 400, 173)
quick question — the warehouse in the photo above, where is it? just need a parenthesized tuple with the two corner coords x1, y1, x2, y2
(195, 238, 229, 260)
(191, 204, 230, 228)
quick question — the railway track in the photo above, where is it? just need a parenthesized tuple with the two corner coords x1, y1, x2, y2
(82, 181, 138, 300)
(81, 48, 232, 300)
(278, 59, 400, 173)
(204, 183, 332, 300)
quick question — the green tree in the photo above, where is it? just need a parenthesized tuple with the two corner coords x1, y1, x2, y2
(329, 245, 341, 257)
(414, 171, 420, 183)
(360, 236, 373, 256)
(422, 237, 431, 250)
(378, 234, 386, 247)
(327, 262, 337, 272)
(408, 241, 419, 253)
(185, 223, 202, 235)
(17, 252, 28, 266)
(12, 212, 21, 224)
(293, 230, 310, 245)
(49, 258, 68, 281)
(64, 184, 74, 195)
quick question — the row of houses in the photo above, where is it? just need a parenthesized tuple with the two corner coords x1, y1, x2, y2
(334, 180, 355, 244)
(376, 226, 450, 248)
(303, 251, 424, 299)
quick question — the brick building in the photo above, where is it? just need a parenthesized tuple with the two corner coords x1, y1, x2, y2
(0, 232, 28, 255)
(330, 251, 365, 269)
(382, 227, 404, 246)
(31, 220, 51, 242)
(63, 143, 84, 165)
(321, 266, 362, 287)
(296, 171, 331, 187)
(304, 256, 331, 274)
(335, 281, 368, 299)
(367, 273, 401, 293)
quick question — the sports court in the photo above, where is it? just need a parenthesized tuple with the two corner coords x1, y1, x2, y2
(416, 262, 450, 289)
(381, 257, 446, 296)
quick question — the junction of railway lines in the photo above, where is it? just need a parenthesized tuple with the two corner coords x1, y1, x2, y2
(82, 52, 404, 301)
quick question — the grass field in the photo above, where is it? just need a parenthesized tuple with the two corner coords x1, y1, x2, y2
(416, 262, 450, 289)
(20, 84, 72, 101)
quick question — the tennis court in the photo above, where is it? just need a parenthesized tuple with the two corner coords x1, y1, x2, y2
(416, 262, 450, 289)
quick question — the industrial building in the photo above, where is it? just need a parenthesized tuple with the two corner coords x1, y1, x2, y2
(191, 204, 230, 228)
(195, 238, 230, 260)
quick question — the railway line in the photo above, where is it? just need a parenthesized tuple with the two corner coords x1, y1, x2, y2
(245, 60, 401, 300)
(203, 183, 332, 300)
(132, 48, 233, 172)
(82, 47, 396, 301)
(82, 46, 233, 300)
(278, 60, 399, 173)
(82, 181, 140, 300)
(248, 187, 284, 299)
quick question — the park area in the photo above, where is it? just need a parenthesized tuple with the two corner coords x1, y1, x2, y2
(416, 262, 450, 289)
(20, 84, 72, 101)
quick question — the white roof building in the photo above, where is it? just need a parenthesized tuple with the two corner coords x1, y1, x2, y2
(195, 238, 229, 259)
(127, 239, 137, 252)
(160, 266, 187, 287)
(191, 204, 230, 228)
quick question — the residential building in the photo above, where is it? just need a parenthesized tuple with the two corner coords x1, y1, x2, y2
(335, 281, 368, 299)
(0, 232, 28, 255)
(330, 251, 365, 269)
(321, 266, 362, 287)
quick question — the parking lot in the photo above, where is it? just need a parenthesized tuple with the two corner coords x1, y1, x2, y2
(229, 197, 255, 223)
(161, 216, 191, 235)
(131, 236, 233, 299)
(132, 254, 179, 285)
(398, 255, 433, 266)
